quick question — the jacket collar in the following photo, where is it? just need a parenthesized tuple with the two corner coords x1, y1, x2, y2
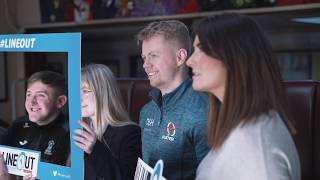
(29, 113, 68, 130)
(149, 78, 192, 109)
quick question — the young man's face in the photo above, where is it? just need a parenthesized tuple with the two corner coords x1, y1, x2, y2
(25, 81, 65, 126)
(141, 35, 180, 93)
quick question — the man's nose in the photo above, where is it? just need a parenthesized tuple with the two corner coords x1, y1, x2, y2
(143, 58, 151, 69)
(30, 96, 37, 104)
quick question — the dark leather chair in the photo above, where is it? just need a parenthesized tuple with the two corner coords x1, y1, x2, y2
(117, 79, 134, 111)
(117, 79, 151, 123)
(314, 82, 320, 180)
(284, 81, 319, 180)
(118, 79, 320, 180)
(129, 80, 152, 123)
(0, 118, 9, 142)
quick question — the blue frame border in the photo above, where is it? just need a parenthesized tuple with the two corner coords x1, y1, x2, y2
(0, 33, 82, 180)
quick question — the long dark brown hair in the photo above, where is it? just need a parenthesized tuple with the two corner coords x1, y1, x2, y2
(193, 13, 295, 149)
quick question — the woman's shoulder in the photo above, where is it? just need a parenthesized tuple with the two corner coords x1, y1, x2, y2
(107, 124, 141, 136)
(231, 111, 294, 151)
(236, 112, 280, 133)
(103, 124, 141, 149)
(120, 123, 141, 131)
(224, 111, 300, 179)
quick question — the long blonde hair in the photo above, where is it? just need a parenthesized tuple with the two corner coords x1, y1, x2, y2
(81, 64, 134, 140)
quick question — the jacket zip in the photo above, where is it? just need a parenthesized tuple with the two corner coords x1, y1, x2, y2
(35, 129, 42, 150)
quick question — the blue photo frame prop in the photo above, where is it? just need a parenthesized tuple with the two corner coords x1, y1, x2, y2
(0, 33, 82, 180)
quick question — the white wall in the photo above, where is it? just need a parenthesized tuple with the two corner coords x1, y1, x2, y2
(0, 53, 25, 124)
(16, 0, 41, 27)
(0, 0, 30, 124)
(0, 0, 17, 34)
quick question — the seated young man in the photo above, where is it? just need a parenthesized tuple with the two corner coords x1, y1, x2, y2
(0, 71, 70, 178)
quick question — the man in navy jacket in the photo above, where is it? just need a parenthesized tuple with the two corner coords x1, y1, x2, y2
(136, 20, 210, 180)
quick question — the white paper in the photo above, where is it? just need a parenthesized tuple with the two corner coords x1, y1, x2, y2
(0, 145, 40, 178)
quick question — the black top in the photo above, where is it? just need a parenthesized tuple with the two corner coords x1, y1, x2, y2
(0, 113, 70, 166)
(85, 124, 142, 180)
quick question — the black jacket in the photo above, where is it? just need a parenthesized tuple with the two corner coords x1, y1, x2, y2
(0, 113, 70, 166)
(85, 124, 142, 180)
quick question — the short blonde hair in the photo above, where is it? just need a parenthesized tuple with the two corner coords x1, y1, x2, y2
(136, 20, 191, 54)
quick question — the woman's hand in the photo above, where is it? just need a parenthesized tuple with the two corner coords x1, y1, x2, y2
(0, 154, 11, 180)
(73, 120, 97, 154)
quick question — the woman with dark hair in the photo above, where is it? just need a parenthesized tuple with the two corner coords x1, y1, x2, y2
(186, 13, 300, 180)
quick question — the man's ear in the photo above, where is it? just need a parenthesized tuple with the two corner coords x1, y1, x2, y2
(56, 95, 67, 109)
(176, 48, 188, 67)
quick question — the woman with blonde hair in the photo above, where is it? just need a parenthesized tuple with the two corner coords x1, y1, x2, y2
(74, 64, 141, 180)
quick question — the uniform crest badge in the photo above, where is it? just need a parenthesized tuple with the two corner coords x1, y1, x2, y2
(44, 140, 55, 155)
